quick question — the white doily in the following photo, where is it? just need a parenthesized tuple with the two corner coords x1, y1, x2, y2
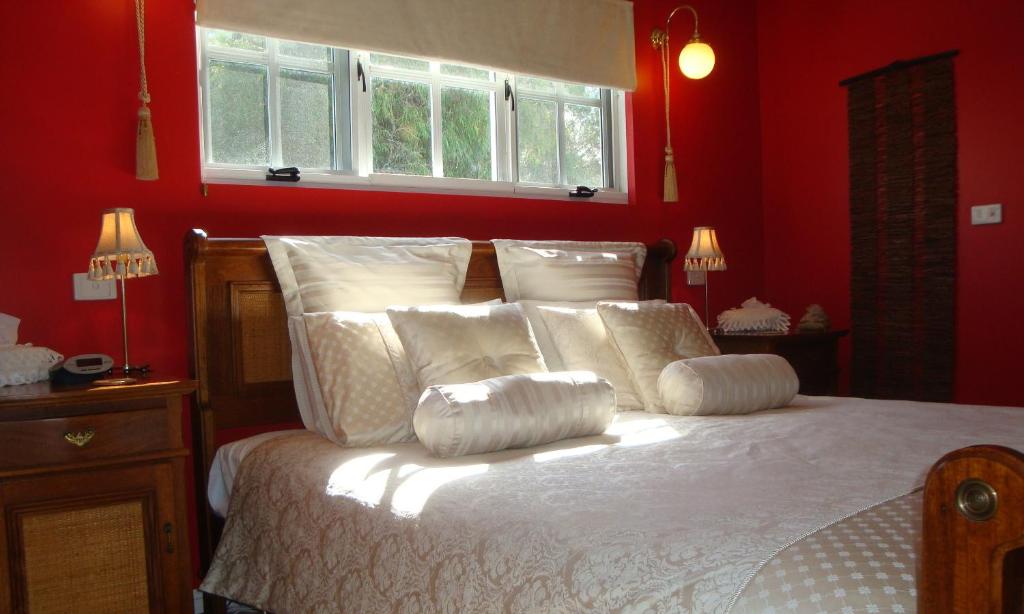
(0, 345, 64, 386)
(717, 297, 791, 333)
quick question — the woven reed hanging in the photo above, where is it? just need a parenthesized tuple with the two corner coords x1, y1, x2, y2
(135, 0, 158, 180)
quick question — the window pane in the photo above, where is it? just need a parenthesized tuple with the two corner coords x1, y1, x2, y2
(279, 40, 332, 62)
(281, 69, 334, 169)
(564, 83, 601, 99)
(441, 87, 492, 180)
(369, 53, 429, 72)
(441, 64, 492, 81)
(372, 77, 432, 175)
(564, 103, 604, 187)
(517, 76, 557, 94)
(208, 60, 269, 165)
(517, 98, 558, 184)
(206, 29, 266, 52)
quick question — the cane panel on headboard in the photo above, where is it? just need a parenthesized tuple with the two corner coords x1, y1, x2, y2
(184, 229, 676, 570)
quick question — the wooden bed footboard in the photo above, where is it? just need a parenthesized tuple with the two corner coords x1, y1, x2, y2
(921, 445, 1024, 613)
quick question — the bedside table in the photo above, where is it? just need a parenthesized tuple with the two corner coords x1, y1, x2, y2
(712, 330, 849, 395)
(0, 378, 195, 613)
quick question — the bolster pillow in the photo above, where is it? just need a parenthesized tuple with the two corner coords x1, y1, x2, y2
(657, 354, 799, 416)
(414, 371, 616, 457)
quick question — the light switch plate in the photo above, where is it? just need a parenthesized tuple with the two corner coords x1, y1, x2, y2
(971, 203, 1002, 225)
(73, 273, 116, 300)
(687, 270, 706, 286)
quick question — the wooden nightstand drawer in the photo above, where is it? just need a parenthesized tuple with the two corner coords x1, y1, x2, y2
(0, 407, 172, 469)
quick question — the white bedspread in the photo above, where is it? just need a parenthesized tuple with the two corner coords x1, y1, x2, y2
(202, 395, 1024, 613)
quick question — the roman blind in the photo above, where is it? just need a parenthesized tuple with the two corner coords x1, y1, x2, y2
(196, 0, 637, 91)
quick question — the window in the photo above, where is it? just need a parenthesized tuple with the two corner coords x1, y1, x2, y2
(198, 28, 626, 200)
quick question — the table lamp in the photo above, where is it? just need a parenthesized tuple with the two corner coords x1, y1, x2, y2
(87, 208, 158, 384)
(683, 226, 726, 328)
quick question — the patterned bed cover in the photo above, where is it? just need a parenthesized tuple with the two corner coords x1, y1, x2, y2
(201, 396, 1024, 613)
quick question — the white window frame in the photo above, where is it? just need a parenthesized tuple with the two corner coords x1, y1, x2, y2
(197, 28, 628, 204)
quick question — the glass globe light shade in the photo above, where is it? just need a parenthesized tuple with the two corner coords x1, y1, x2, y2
(678, 40, 715, 79)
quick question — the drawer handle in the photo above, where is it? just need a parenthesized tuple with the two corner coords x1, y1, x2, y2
(63, 429, 96, 447)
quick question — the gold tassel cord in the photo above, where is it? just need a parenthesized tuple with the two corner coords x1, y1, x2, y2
(659, 32, 678, 202)
(135, 0, 158, 180)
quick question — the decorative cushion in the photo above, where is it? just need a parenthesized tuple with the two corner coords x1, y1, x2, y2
(414, 371, 616, 457)
(492, 239, 646, 302)
(262, 235, 472, 436)
(535, 304, 648, 410)
(597, 301, 720, 412)
(387, 303, 548, 389)
(300, 312, 420, 446)
(658, 354, 799, 416)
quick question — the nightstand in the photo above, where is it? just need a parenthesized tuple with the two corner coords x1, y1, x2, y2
(0, 378, 195, 613)
(711, 330, 849, 395)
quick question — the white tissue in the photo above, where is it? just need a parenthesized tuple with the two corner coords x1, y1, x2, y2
(0, 313, 18, 346)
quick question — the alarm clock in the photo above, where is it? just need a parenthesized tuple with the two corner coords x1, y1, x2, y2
(49, 353, 115, 385)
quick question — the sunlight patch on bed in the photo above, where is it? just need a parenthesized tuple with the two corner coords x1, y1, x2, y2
(326, 452, 395, 506)
(606, 417, 682, 447)
(390, 463, 489, 517)
(533, 444, 608, 462)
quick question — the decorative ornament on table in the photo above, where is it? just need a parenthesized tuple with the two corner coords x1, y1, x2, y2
(716, 297, 791, 334)
(797, 304, 831, 333)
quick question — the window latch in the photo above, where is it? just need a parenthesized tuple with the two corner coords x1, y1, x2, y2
(357, 59, 367, 93)
(267, 167, 300, 182)
(569, 186, 598, 198)
(504, 79, 515, 112)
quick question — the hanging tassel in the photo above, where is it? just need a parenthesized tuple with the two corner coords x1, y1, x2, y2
(134, 0, 158, 180)
(128, 258, 140, 276)
(88, 260, 98, 281)
(115, 258, 127, 277)
(663, 147, 679, 203)
(102, 259, 115, 277)
(136, 103, 158, 180)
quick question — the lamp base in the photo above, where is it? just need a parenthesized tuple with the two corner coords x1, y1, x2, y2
(94, 364, 149, 387)
(94, 376, 138, 386)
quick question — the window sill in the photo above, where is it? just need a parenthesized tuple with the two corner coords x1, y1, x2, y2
(201, 167, 629, 205)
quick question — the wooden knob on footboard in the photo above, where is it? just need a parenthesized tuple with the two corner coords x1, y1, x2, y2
(920, 445, 1024, 613)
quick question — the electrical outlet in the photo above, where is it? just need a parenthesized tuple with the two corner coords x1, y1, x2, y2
(971, 203, 1002, 225)
(72, 273, 116, 300)
(687, 270, 706, 286)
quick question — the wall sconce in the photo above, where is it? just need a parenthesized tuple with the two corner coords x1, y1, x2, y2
(651, 5, 715, 202)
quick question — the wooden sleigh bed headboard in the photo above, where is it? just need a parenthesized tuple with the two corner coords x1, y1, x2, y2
(184, 229, 677, 572)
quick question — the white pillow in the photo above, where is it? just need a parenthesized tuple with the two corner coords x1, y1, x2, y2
(300, 312, 420, 446)
(535, 304, 651, 411)
(414, 371, 616, 457)
(262, 236, 472, 436)
(264, 236, 473, 314)
(492, 239, 647, 302)
(598, 301, 720, 412)
(658, 354, 799, 416)
(387, 303, 548, 389)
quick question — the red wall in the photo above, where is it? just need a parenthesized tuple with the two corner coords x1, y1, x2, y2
(757, 0, 1024, 405)
(0, 0, 763, 580)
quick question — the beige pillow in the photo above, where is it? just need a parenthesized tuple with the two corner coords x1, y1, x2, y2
(658, 354, 799, 416)
(387, 303, 548, 389)
(535, 305, 646, 410)
(301, 312, 420, 446)
(415, 371, 616, 457)
(492, 240, 647, 302)
(598, 301, 720, 412)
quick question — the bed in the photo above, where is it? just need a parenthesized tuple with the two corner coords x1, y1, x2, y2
(185, 230, 1024, 613)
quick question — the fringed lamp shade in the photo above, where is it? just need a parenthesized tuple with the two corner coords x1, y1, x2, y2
(88, 208, 158, 280)
(683, 226, 726, 271)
